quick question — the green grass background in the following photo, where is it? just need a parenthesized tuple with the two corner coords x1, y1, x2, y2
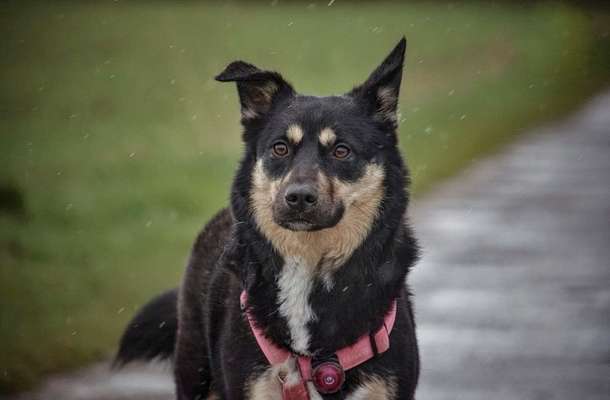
(1, 1, 609, 393)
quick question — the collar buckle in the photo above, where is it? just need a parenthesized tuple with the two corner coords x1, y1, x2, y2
(312, 360, 345, 394)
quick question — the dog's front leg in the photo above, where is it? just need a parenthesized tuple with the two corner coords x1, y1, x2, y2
(174, 266, 212, 399)
(174, 329, 211, 400)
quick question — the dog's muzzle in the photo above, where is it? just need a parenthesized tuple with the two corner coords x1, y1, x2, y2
(273, 182, 343, 232)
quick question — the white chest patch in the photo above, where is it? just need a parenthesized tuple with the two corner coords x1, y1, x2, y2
(276, 256, 316, 355)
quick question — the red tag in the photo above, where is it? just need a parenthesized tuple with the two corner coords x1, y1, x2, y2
(312, 361, 345, 394)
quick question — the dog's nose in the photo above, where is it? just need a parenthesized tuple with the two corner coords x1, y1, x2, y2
(284, 184, 318, 211)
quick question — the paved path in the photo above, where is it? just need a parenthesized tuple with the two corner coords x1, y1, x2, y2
(7, 92, 610, 400)
(6, 363, 173, 400)
(411, 91, 610, 400)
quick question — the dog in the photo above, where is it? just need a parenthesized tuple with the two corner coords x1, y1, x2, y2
(115, 37, 420, 400)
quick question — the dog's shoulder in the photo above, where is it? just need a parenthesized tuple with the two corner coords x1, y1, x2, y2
(179, 207, 236, 314)
(190, 207, 234, 264)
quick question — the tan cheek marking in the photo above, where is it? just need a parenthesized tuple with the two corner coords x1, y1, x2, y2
(251, 160, 287, 220)
(286, 124, 304, 145)
(348, 376, 397, 400)
(319, 127, 336, 147)
(325, 164, 385, 265)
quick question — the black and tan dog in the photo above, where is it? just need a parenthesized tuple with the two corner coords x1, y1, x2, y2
(116, 38, 420, 399)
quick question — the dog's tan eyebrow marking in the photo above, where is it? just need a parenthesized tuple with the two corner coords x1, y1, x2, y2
(319, 127, 336, 147)
(286, 124, 304, 144)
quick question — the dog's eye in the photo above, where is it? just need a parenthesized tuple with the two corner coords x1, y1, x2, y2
(333, 144, 351, 160)
(272, 141, 290, 158)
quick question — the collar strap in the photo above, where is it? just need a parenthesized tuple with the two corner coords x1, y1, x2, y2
(240, 290, 397, 382)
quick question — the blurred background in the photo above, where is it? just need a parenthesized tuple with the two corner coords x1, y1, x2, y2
(1, 0, 609, 396)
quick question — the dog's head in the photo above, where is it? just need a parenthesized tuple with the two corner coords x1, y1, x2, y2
(219, 39, 408, 266)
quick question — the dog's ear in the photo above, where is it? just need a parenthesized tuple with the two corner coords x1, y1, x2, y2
(349, 37, 406, 127)
(215, 61, 295, 122)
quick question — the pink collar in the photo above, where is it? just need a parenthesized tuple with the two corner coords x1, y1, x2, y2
(240, 291, 397, 395)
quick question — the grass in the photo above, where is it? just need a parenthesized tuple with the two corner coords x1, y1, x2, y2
(1, 1, 609, 393)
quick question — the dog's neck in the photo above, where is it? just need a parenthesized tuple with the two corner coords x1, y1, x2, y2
(235, 212, 418, 356)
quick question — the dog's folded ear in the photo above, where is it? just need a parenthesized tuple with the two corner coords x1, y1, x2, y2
(349, 37, 406, 128)
(216, 61, 295, 123)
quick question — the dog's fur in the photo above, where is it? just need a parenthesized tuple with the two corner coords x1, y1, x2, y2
(116, 38, 420, 399)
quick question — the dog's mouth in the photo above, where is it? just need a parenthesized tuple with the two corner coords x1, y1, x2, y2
(274, 205, 345, 232)
(277, 218, 316, 232)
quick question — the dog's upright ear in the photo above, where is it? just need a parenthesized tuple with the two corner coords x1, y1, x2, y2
(215, 61, 295, 123)
(349, 37, 406, 128)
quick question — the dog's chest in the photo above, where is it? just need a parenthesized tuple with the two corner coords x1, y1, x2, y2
(276, 256, 317, 355)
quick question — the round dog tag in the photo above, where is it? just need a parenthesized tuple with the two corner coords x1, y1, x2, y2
(312, 361, 345, 394)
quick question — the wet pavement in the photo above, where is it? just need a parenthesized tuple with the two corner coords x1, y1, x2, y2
(7, 91, 610, 400)
(411, 91, 610, 400)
